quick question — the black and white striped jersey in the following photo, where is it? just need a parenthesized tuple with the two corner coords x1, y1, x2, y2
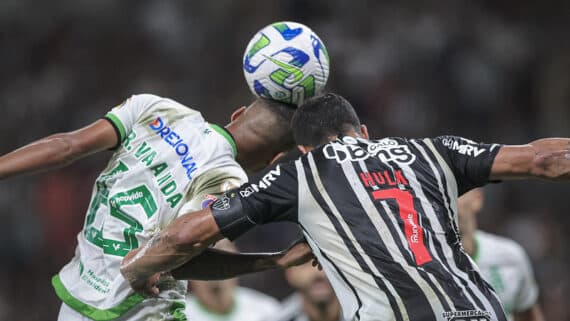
(211, 135, 506, 321)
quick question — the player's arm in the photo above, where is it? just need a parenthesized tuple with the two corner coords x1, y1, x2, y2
(170, 239, 314, 280)
(121, 162, 300, 293)
(121, 207, 308, 293)
(0, 119, 118, 179)
(0, 94, 159, 180)
(120, 207, 222, 294)
(490, 138, 570, 180)
(514, 304, 545, 321)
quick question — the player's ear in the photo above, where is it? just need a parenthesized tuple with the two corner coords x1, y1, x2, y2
(268, 152, 285, 165)
(360, 124, 369, 140)
(230, 106, 247, 122)
(297, 145, 312, 154)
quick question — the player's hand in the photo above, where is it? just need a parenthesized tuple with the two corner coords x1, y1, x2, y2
(121, 248, 168, 296)
(275, 239, 321, 270)
(131, 272, 163, 297)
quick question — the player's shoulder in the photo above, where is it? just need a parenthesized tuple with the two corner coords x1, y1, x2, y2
(121, 93, 165, 107)
(477, 230, 528, 262)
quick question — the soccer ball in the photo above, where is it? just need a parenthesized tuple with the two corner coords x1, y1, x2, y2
(243, 21, 330, 106)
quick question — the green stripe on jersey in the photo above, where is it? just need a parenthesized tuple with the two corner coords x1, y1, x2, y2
(52, 274, 145, 320)
(105, 113, 127, 143)
(209, 124, 238, 158)
(169, 301, 188, 321)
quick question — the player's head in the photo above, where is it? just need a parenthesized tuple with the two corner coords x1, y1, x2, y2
(285, 261, 338, 306)
(189, 239, 238, 314)
(457, 188, 485, 236)
(226, 98, 296, 172)
(291, 93, 368, 153)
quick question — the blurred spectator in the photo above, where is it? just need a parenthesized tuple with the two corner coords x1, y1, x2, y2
(276, 261, 345, 321)
(458, 189, 545, 321)
(185, 239, 280, 321)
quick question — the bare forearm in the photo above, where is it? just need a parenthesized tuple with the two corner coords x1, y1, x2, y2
(171, 248, 280, 280)
(491, 138, 570, 180)
(121, 231, 207, 284)
(121, 209, 222, 285)
(0, 120, 119, 180)
(0, 134, 76, 179)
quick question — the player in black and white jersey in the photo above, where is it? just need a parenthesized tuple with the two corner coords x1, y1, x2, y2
(122, 93, 570, 321)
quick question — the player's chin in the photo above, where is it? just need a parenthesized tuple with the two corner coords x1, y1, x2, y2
(306, 278, 334, 303)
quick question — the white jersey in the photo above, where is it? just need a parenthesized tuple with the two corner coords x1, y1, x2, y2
(185, 287, 280, 321)
(473, 231, 539, 319)
(52, 94, 248, 321)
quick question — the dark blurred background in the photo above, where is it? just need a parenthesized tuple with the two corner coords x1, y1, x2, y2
(0, 0, 568, 320)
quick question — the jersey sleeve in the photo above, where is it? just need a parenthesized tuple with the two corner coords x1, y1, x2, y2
(104, 94, 162, 146)
(430, 136, 502, 195)
(513, 245, 540, 312)
(176, 166, 247, 217)
(210, 161, 299, 240)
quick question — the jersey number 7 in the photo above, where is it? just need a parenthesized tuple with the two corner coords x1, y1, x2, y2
(372, 188, 432, 266)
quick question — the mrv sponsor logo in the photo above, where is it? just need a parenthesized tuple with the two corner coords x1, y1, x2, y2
(324, 137, 416, 164)
(239, 165, 281, 198)
(440, 137, 493, 157)
(443, 310, 491, 321)
(149, 117, 198, 180)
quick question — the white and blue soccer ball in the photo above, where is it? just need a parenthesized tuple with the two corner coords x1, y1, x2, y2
(243, 21, 330, 106)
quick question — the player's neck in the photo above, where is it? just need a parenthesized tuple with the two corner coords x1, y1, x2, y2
(197, 293, 235, 315)
(303, 298, 342, 321)
(224, 122, 264, 172)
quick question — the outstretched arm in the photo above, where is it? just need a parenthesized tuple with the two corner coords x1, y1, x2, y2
(0, 119, 118, 179)
(121, 208, 314, 293)
(120, 208, 224, 293)
(491, 138, 570, 180)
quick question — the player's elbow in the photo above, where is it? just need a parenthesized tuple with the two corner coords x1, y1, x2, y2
(531, 154, 568, 180)
(527, 138, 570, 180)
(164, 227, 210, 255)
(49, 135, 82, 166)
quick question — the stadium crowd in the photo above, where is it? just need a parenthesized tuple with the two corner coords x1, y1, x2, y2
(0, 0, 568, 320)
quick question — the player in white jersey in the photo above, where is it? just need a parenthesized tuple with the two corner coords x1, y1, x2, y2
(0, 93, 315, 321)
(458, 189, 545, 321)
(184, 239, 280, 321)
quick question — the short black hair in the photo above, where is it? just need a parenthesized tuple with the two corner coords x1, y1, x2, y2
(259, 97, 296, 128)
(291, 93, 361, 146)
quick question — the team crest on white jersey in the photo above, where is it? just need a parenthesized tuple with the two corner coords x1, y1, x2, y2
(323, 137, 416, 165)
